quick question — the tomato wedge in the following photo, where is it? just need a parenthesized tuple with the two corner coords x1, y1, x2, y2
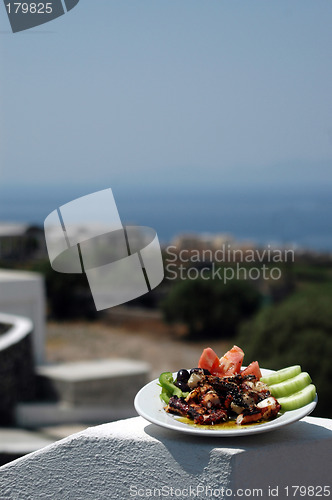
(198, 347, 220, 373)
(216, 345, 244, 376)
(241, 361, 262, 380)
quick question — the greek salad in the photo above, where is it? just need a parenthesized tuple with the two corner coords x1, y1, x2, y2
(158, 346, 316, 426)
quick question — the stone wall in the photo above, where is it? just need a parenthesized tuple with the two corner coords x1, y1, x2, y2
(0, 314, 35, 426)
(0, 269, 46, 364)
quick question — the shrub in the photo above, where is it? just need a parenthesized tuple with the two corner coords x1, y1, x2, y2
(161, 277, 261, 339)
(236, 293, 332, 418)
(31, 260, 96, 320)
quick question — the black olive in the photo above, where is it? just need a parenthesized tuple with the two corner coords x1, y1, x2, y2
(175, 380, 190, 392)
(176, 369, 190, 383)
(190, 368, 211, 375)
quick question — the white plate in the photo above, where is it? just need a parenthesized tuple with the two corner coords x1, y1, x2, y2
(134, 368, 317, 436)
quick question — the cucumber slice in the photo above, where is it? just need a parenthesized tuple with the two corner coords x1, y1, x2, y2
(278, 384, 316, 411)
(269, 372, 312, 398)
(261, 365, 301, 385)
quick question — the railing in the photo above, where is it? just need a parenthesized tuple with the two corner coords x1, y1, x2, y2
(0, 415, 331, 499)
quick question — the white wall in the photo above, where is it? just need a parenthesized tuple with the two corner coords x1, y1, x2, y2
(0, 269, 46, 364)
(0, 416, 331, 500)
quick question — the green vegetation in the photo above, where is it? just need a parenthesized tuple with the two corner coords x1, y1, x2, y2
(236, 290, 332, 418)
(161, 276, 261, 339)
(28, 260, 97, 320)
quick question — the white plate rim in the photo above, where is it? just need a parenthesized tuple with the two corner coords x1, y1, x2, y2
(134, 368, 317, 436)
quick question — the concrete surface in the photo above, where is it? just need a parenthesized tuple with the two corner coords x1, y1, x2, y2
(0, 313, 32, 352)
(0, 269, 46, 364)
(36, 358, 150, 381)
(0, 428, 54, 456)
(36, 358, 150, 405)
(15, 401, 139, 427)
(0, 425, 87, 467)
(0, 428, 54, 467)
(36, 425, 88, 440)
(0, 416, 331, 500)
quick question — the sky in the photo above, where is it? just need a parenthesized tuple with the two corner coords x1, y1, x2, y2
(0, 0, 332, 194)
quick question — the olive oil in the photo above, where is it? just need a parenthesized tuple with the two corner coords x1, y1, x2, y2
(177, 417, 266, 430)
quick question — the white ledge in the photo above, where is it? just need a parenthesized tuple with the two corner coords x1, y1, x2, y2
(0, 269, 46, 364)
(0, 312, 33, 351)
(36, 359, 150, 381)
(0, 416, 331, 499)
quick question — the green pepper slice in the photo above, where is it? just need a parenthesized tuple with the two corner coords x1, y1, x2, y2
(159, 372, 182, 398)
(160, 387, 170, 405)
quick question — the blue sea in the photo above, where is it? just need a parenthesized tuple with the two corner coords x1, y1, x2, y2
(0, 183, 331, 252)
